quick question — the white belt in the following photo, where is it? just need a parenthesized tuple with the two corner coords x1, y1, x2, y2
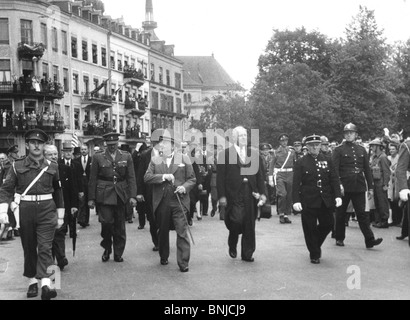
(16, 194, 53, 202)
(277, 168, 293, 173)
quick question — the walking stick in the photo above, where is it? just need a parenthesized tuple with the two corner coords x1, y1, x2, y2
(174, 189, 195, 245)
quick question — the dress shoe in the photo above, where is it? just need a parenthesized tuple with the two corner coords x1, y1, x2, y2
(13, 229, 20, 237)
(6, 230, 14, 240)
(41, 286, 57, 300)
(138, 225, 144, 229)
(114, 255, 123, 262)
(310, 258, 320, 264)
(102, 249, 111, 262)
(242, 257, 255, 262)
(229, 248, 237, 259)
(152, 246, 159, 252)
(284, 216, 292, 224)
(373, 222, 389, 229)
(27, 283, 38, 298)
(180, 266, 189, 273)
(210, 210, 216, 217)
(160, 259, 168, 265)
(57, 257, 68, 271)
(336, 240, 345, 247)
(366, 238, 383, 249)
(128, 220, 134, 224)
(396, 235, 408, 240)
(279, 216, 286, 224)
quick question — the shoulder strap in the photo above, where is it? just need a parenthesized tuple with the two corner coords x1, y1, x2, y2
(280, 151, 292, 170)
(21, 165, 49, 197)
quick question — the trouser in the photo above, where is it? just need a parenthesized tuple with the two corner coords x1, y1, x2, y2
(401, 204, 409, 237)
(336, 192, 375, 245)
(390, 200, 402, 225)
(52, 207, 73, 263)
(139, 199, 158, 247)
(301, 203, 334, 260)
(137, 201, 146, 227)
(156, 191, 190, 269)
(78, 176, 90, 225)
(200, 190, 210, 215)
(98, 197, 126, 257)
(373, 183, 390, 223)
(276, 172, 293, 215)
(19, 200, 57, 279)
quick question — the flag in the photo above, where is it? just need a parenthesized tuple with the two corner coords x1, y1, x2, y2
(72, 131, 79, 148)
(90, 78, 110, 96)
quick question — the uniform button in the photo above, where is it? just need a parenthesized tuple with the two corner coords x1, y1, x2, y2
(318, 174, 321, 177)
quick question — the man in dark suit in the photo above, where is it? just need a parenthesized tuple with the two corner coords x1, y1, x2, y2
(292, 134, 342, 264)
(332, 123, 383, 249)
(74, 144, 92, 227)
(217, 126, 267, 262)
(396, 139, 410, 242)
(88, 133, 137, 262)
(144, 131, 196, 272)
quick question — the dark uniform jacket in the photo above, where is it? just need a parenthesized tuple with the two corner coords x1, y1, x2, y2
(396, 140, 410, 191)
(293, 153, 342, 209)
(88, 149, 137, 206)
(0, 157, 63, 208)
(332, 141, 373, 193)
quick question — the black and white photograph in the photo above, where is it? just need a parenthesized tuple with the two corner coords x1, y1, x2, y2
(1, 0, 410, 305)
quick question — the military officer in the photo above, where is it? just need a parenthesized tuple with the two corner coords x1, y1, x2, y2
(0, 129, 64, 300)
(269, 133, 297, 223)
(395, 139, 410, 242)
(292, 134, 342, 264)
(88, 133, 137, 262)
(332, 123, 383, 249)
(294, 141, 304, 160)
(320, 136, 332, 159)
(260, 143, 275, 215)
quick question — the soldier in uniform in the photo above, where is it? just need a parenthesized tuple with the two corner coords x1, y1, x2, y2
(332, 123, 383, 249)
(320, 136, 332, 159)
(294, 141, 304, 161)
(0, 129, 64, 300)
(260, 143, 274, 216)
(395, 139, 410, 241)
(88, 133, 137, 262)
(269, 133, 297, 224)
(292, 134, 342, 264)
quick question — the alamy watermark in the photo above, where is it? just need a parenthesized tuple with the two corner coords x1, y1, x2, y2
(346, 265, 361, 290)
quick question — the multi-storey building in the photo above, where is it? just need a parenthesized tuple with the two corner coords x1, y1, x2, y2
(0, 0, 185, 154)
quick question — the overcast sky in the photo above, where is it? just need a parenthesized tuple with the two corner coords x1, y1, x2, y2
(104, 0, 410, 90)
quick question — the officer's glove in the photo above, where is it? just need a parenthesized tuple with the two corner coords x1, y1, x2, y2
(136, 195, 145, 202)
(268, 176, 275, 187)
(56, 218, 64, 229)
(174, 186, 186, 194)
(163, 174, 175, 185)
(399, 189, 410, 202)
(335, 197, 342, 208)
(293, 202, 303, 212)
(258, 195, 267, 207)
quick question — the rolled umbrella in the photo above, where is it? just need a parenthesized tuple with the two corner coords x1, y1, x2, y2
(72, 209, 78, 257)
(174, 190, 195, 245)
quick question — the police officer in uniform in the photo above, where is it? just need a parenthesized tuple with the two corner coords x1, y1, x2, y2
(88, 133, 137, 262)
(332, 123, 383, 249)
(292, 135, 342, 264)
(0, 129, 64, 300)
(269, 133, 297, 224)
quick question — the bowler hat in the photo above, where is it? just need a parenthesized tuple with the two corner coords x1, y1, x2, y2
(24, 129, 49, 143)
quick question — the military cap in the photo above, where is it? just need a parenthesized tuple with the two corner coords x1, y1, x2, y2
(304, 134, 322, 144)
(103, 132, 121, 145)
(25, 129, 49, 143)
(7, 145, 19, 154)
(62, 142, 73, 151)
(368, 138, 384, 147)
(344, 123, 358, 132)
(278, 133, 289, 141)
(320, 136, 329, 145)
(390, 138, 400, 147)
(260, 143, 272, 151)
(293, 141, 302, 147)
(73, 147, 81, 155)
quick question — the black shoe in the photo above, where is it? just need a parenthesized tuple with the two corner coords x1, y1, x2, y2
(180, 266, 189, 273)
(202, 212, 208, 216)
(210, 210, 216, 217)
(114, 255, 123, 262)
(366, 238, 383, 249)
(79, 222, 87, 228)
(229, 248, 237, 259)
(374, 222, 389, 229)
(138, 225, 144, 229)
(396, 235, 408, 240)
(284, 216, 292, 224)
(160, 259, 168, 265)
(41, 286, 57, 300)
(310, 258, 320, 264)
(6, 230, 14, 241)
(102, 249, 111, 262)
(279, 216, 286, 224)
(13, 229, 20, 237)
(336, 240, 345, 247)
(152, 246, 159, 252)
(128, 220, 134, 224)
(242, 257, 254, 262)
(57, 258, 68, 271)
(27, 283, 38, 298)
(188, 219, 193, 226)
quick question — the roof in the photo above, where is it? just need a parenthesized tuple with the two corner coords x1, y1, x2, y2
(176, 55, 244, 91)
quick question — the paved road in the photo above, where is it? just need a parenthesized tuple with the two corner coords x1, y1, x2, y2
(0, 208, 409, 300)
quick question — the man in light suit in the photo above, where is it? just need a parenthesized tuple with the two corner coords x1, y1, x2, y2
(144, 132, 196, 272)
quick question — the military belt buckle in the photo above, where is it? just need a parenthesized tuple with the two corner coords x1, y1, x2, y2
(113, 176, 117, 184)
(317, 180, 322, 188)
(243, 178, 248, 183)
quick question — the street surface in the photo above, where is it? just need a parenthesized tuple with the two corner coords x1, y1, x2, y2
(0, 207, 409, 300)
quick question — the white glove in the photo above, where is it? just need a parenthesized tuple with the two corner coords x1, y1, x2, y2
(163, 174, 175, 184)
(0, 212, 9, 224)
(399, 189, 410, 202)
(335, 197, 342, 208)
(340, 184, 344, 196)
(56, 218, 64, 229)
(268, 176, 274, 187)
(57, 208, 65, 219)
(293, 202, 303, 212)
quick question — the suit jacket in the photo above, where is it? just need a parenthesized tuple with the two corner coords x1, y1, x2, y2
(136, 147, 156, 199)
(396, 141, 410, 191)
(292, 153, 341, 209)
(144, 153, 196, 215)
(88, 150, 137, 205)
(58, 158, 82, 193)
(58, 163, 79, 209)
(73, 155, 92, 180)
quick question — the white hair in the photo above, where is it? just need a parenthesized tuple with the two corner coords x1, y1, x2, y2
(44, 144, 58, 153)
(232, 126, 247, 144)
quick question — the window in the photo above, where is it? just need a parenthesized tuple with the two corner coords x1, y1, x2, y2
(93, 78, 99, 91)
(53, 65, 59, 82)
(83, 75, 89, 93)
(82, 40, 88, 61)
(65, 105, 71, 129)
(41, 23, 47, 48)
(42, 62, 49, 79)
(63, 68, 69, 92)
(131, 58, 136, 68)
(71, 36, 78, 58)
(0, 19, 9, 44)
(175, 73, 181, 90)
(92, 44, 98, 64)
(111, 85, 116, 101)
(118, 89, 123, 102)
(143, 63, 147, 78)
(0, 59, 11, 83)
(61, 30, 68, 55)
(110, 53, 115, 69)
(159, 67, 163, 84)
(117, 54, 122, 71)
(151, 91, 159, 109)
(166, 70, 170, 86)
(73, 73, 79, 94)
(176, 98, 182, 114)
(52, 27, 58, 52)
(101, 47, 107, 67)
(74, 108, 80, 130)
(20, 20, 33, 44)
(150, 63, 155, 81)
(119, 116, 124, 134)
